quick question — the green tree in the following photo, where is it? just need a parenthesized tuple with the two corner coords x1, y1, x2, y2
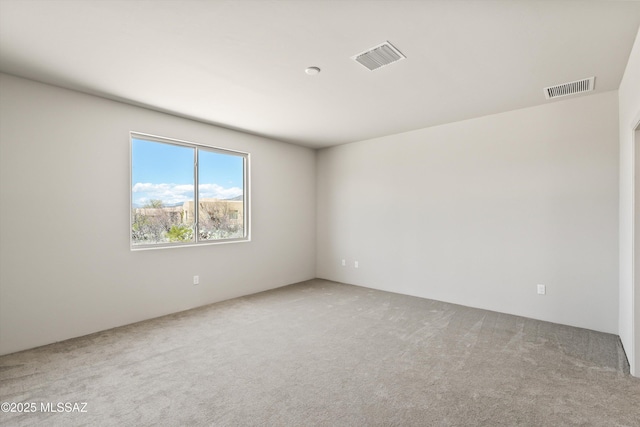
(167, 224, 193, 242)
(145, 199, 164, 208)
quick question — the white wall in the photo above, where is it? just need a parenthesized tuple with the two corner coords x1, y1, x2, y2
(619, 27, 640, 376)
(317, 91, 619, 334)
(0, 74, 317, 355)
(0, 69, 627, 359)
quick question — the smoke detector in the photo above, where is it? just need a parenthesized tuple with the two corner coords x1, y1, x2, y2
(544, 77, 595, 100)
(352, 41, 406, 71)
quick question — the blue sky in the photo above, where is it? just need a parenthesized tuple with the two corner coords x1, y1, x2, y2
(132, 138, 244, 206)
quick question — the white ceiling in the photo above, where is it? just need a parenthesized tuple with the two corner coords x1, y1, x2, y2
(1, 0, 639, 148)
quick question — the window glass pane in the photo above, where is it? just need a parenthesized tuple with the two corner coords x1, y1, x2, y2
(197, 149, 244, 241)
(131, 138, 195, 245)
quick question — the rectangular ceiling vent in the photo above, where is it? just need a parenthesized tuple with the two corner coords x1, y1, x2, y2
(544, 77, 595, 100)
(352, 41, 406, 71)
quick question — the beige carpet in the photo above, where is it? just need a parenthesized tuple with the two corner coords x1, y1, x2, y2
(1, 279, 639, 426)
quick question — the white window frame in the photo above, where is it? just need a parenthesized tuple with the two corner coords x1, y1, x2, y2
(130, 132, 250, 250)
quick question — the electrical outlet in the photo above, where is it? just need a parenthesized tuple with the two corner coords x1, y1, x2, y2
(354, 261, 359, 268)
(193, 275, 199, 285)
(537, 284, 545, 295)
(341, 259, 346, 267)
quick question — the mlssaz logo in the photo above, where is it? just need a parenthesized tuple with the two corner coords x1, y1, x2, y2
(41, 402, 88, 413)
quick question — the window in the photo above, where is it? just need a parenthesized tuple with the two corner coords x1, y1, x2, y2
(130, 132, 249, 249)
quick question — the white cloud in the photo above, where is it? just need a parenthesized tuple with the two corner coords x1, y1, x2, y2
(132, 183, 194, 205)
(132, 182, 242, 205)
(198, 183, 242, 200)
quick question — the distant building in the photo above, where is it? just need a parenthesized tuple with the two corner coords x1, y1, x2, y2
(134, 198, 243, 228)
(182, 198, 244, 227)
(133, 206, 184, 223)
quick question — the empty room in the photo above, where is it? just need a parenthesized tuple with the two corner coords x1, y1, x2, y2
(1, 0, 640, 425)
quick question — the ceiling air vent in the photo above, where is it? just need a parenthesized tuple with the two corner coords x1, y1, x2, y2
(352, 41, 406, 71)
(544, 77, 595, 100)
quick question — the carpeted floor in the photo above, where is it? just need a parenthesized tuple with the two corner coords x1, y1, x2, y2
(1, 279, 639, 426)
